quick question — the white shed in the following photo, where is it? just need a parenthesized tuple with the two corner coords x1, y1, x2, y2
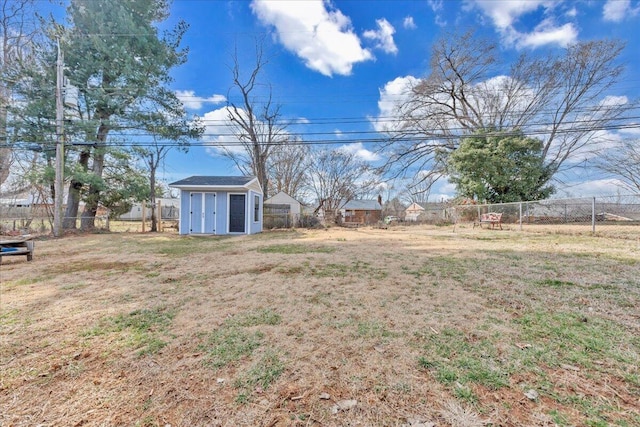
(169, 176, 263, 235)
(264, 191, 302, 216)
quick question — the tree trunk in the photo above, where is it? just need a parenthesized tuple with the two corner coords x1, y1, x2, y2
(81, 122, 108, 230)
(63, 149, 90, 229)
(0, 88, 10, 186)
(149, 162, 157, 232)
(80, 147, 104, 230)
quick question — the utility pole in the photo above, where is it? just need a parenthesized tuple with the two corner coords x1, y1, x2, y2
(53, 39, 64, 237)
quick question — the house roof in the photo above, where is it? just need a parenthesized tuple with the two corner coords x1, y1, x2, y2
(265, 191, 301, 205)
(342, 199, 382, 210)
(169, 176, 257, 187)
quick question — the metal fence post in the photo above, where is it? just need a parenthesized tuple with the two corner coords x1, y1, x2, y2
(592, 197, 596, 233)
(519, 202, 523, 231)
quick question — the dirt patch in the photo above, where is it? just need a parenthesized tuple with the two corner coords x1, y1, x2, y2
(1, 226, 639, 426)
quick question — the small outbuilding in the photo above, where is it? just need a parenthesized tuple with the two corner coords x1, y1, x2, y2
(169, 176, 263, 235)
(264, 191, 302, 217)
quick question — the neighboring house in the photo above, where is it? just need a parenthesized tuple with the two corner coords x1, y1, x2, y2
(264, 191, 302, 217)
(264, 191, 303, 228)
(340, 199, 382, 225)
(405, 202, 449, 222)
(405, 202, 425, 221)
(169, 176, 263, 235)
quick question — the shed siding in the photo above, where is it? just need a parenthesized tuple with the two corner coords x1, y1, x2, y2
(249, 190, 263, 234)
(172, 178, 262, 235)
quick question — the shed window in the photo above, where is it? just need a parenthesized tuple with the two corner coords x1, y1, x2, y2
(254, 195, 260, 222)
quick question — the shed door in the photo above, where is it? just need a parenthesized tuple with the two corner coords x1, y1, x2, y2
(189, 192, 203, 233)
(189, 192, 216, 234)
(229, 194, 246, 233)
(204, 193, 216, 233)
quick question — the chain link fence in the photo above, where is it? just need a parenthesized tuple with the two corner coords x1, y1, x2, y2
(446, 194, 640, 238)
(3, 194, 639, 238)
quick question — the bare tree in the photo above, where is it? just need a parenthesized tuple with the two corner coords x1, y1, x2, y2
(132, 102, 203, 232)
(401, 172, 439, 204)
(0, 0, 40, 186)
(380, 30, 632, 188)
(221, 42, 289, 195)
(267, 141, 309, 199)
(307, 149, 374, 224)
(598, 139, 640, 193)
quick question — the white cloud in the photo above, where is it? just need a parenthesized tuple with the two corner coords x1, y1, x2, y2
(201, 107, 245, 157)
(468, 0, 578, 49)
(250, 0, 373, 76)
(470, 0, 549, 29)
(176, 90, 226, 110)
(427, 0, 447, 26)
(603, 0, 640, 22)
(363, 18, 398, 54)
(339, 142, 381, 162)
(372, 75, 418, 132)
(565, 7, 577, 18)
(600, 95, 629, 108)
(515, 20, 577, 49)
(428, 0, 444, 12)
(403, 16, 417, 30)
(555, 178, 628, 198)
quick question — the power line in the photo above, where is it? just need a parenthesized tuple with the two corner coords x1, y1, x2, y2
(5, 119, 640, 151)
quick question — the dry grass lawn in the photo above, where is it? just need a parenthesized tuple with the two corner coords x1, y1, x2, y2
(1, 225, 639, 426)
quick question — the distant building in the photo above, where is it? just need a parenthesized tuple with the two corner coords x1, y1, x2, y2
(264, 191, 302, 217)
(340, 199, 383, 225)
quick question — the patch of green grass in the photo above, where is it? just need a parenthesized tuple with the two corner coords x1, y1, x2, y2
(311, 262, 350, 277)
(510, 309, 640, 425)
(549, 409, 570, 426)
(453, 383, 478, 404)
(513, 310, 636, 369)
(112, 307, 174, 333)
(201, 308, 281, 369)
(233, 350, 284, 401)
(155, 236, 232, 256)
(257, 243, 335, 254)
(310, 260, 387, 279)
(228, 308, 282, 327)
(401, 256, 468, 282)
(202, 327, 265, 369)
(82, 307, 175, 356)
(536, 278, 577, 287)
(3, 275, 50, 289)
(417, 327, 510, 391)
(356, 321, 394, 339)
(0, 308, 20, 325)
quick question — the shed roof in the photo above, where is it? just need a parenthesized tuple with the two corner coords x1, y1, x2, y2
(169, 176, 257, 187)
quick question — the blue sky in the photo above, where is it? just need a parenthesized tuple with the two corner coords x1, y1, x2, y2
(52, 0, 640, 200)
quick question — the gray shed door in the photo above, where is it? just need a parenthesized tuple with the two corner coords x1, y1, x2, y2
(229, 194, 246, 233)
